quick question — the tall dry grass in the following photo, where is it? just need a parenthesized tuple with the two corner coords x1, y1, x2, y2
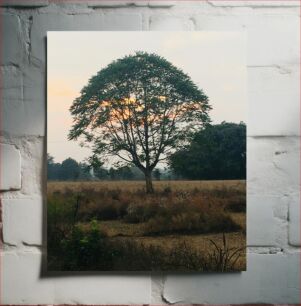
(48, 180, 245, 193)
(47, 180, 246, 271)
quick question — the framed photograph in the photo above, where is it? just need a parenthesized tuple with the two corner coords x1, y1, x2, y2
(47, 31, 247, 271)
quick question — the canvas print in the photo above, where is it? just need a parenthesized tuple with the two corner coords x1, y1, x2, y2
(47, 31, 247, 271)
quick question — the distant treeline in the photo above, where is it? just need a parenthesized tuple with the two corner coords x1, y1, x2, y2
(47, 156, 167, 181)
(48, 122, 246, 181)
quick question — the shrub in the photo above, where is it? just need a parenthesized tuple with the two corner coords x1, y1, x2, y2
(59, 220, 110, 270)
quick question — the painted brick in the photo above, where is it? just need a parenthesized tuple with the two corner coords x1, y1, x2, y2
(248, 137, 299, 197)
(86, 1, 149, 7)
(288, 193, 300, 246)
(248, 66, 300, 136)
(148, 1, 175, 7)
(0, 65, 22, 102)
(1, 13, 24, 65)
(1, 64, 45, 136)
(207, 0, 300, 7)
(19, 137, 44, 196)
(1, 65, 23, 135)
(31, 12, 142, 66)
(22, 65, 45, 136)
(149, 15, 194, 30)
(2, 198, 43, 246)
(194, 12, 300, 67)
(163, 253, 300, 304)
(0, 143, 21, 191)
(82, 0, 175, 8)
(247, 196, 286, 246)
(0, 0, 49, 6)
(2, 251, 151, 304)
(48, 0, 174, 7)
(2, 252, 54, 304)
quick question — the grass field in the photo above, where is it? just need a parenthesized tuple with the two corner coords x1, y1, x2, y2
(48, 179, 245, 193)
(47, 180, 246, 271)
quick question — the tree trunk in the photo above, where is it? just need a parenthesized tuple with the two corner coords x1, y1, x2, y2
(145, 170, 154, 194)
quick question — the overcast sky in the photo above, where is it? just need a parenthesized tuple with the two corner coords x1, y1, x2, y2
(47, 31, 247, 164)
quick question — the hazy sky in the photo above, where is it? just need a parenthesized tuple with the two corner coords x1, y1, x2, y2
(47, 31, 247, 163)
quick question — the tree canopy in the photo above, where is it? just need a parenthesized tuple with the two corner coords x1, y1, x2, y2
(169, 122, 246, 180)
(69, 51, 211, 192)
(47, 155, 81, 181)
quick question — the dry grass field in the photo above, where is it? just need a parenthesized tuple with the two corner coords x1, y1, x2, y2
(48, 179, 245, 193)
(47, 180, 246, 271)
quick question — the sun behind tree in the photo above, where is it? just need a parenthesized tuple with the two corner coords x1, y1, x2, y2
(69, 51, 211, 193)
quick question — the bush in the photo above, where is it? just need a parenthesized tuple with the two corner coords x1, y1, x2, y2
(59, 220, 111, 270)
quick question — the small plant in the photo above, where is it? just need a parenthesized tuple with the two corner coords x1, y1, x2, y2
(59, 220, 110, 270)
(206, 233, 244, 271)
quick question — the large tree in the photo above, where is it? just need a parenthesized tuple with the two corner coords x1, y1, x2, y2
(69, 52, 211, 193)
(169, 122, 246, 180)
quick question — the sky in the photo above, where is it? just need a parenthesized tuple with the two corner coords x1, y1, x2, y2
(47, 31, 247, 164)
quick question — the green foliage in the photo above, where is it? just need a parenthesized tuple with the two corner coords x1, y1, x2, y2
(59, 221, 111, 270)
(59, 158, 80, 180)
(47, 155, 81, 181)
(169, 122, 246, 180)
(47, 154, 62, 180)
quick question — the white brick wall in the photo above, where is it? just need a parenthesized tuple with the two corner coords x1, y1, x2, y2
(162, 253, 300, 304)
(2, 198, 43, 246)
(0, 143, 21, 191)
(2, 251, 151, 304)
(0, 0, 300, 304)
